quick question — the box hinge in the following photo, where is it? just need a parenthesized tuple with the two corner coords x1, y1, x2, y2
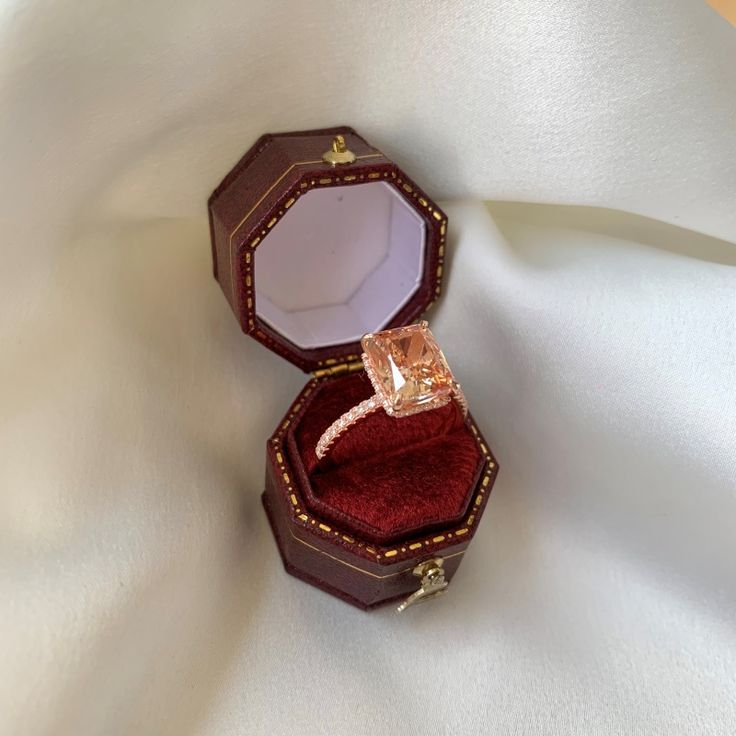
(312, 360, 364, 379)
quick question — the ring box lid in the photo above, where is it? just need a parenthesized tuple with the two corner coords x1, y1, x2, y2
(208, 127, 447, 374)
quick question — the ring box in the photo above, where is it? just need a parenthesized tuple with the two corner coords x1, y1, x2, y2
(208, 126, 498, 610)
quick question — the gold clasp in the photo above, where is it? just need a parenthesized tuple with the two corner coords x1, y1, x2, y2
(322, 135, 356, 166)
(396, 558, 448, 613)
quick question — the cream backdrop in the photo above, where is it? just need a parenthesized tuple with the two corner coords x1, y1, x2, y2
(1, 1, 735, 735)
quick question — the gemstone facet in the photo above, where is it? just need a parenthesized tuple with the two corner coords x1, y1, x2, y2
(362, 323, 454, 417)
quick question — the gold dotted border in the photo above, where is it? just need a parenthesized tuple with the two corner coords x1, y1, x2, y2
(229, 165, 447, 368)
(269, 381, 497, 567)
(226, 154, 382, 304)
(288, 527, 466, 579)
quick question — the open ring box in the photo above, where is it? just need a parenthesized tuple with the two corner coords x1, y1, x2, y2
(208, 127, 498, 611)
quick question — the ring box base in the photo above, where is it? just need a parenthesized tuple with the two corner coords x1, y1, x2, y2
(262, 373, 497, 610)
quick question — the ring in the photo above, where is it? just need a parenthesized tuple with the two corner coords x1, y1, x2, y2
(315, 321, 468, 461)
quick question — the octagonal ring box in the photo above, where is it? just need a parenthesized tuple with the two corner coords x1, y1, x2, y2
(208, 126, 498, 611)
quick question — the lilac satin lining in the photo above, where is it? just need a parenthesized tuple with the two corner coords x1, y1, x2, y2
(255, 182, 426, 349)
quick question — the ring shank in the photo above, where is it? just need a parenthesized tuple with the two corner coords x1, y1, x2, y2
(315, 386, 468, 462)
(315, 395, 381, 460)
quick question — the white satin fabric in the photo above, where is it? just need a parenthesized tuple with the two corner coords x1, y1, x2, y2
(1, 2, 735, 735)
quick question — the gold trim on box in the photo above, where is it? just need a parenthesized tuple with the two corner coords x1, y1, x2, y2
(288, 527, 465, 579)
(227, 153, 384, 302)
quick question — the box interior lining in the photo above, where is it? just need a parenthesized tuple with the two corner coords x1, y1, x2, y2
(255, 182, 426, 350)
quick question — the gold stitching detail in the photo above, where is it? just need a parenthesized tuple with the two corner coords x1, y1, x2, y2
(287, 527, 466, 579)
(228, 158, 322, 300)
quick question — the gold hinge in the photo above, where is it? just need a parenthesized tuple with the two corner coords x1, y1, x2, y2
(313, 360, 364, 379)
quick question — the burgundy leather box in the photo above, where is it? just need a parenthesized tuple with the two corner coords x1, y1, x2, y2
(208, 126, 498, 611)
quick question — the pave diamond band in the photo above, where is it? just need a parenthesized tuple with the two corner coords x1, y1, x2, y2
(315, 322, 468, 462)
(315, 396, 381, 460)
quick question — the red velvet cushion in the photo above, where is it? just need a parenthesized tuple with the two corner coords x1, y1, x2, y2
(286, 373, 484, 545)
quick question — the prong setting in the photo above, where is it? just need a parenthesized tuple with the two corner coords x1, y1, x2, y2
(316, 323, 466, 462)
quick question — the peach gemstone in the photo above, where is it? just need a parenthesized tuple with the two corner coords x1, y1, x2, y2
(362, 323, 453, 415)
